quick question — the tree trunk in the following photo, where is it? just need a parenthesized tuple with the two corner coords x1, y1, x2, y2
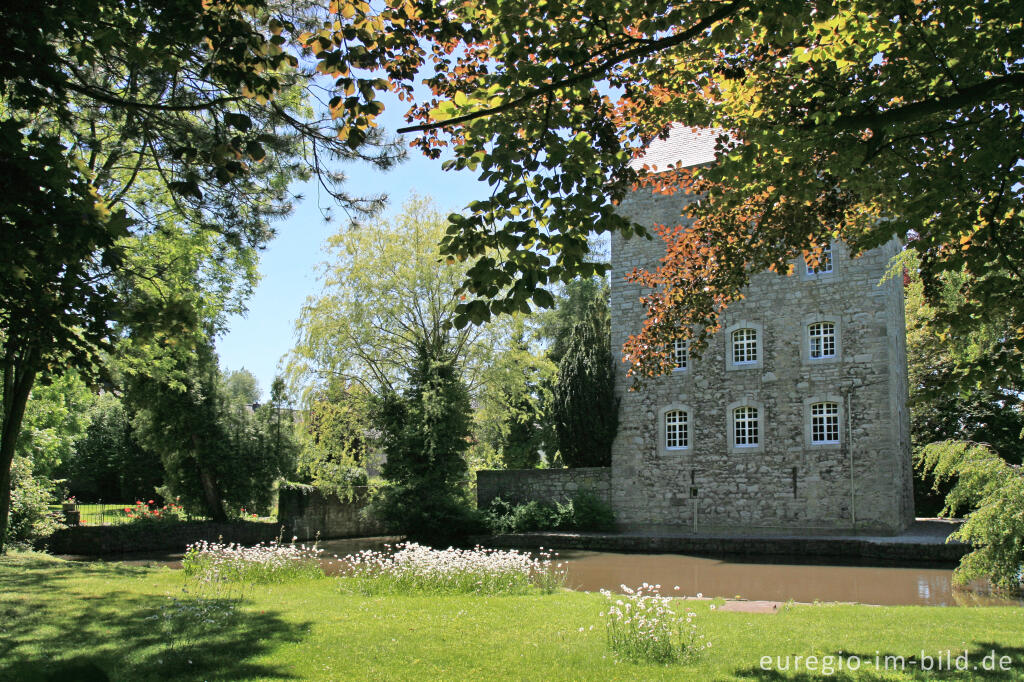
(197, 464, 227, 522)
(191, 434, 227, 522)
(0, 343, 41, 553)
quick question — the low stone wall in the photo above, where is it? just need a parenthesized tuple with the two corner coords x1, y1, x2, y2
(42, 520, 283, 556)
(277, 486, 385, 540)
(481, 531, 970, 563)
(476, 467, 612, 508)
(43, 487, 386, 555)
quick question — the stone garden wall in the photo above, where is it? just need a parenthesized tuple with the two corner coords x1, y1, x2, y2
(43, 487, 385, 555)
(42, 520, 283, 556)
(276, 486, 385, 540)
(476, 467, 612, 508)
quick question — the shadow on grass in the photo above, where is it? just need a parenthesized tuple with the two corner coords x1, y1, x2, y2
(733, 644, 1024, 679)
(0, 555, 311, 681)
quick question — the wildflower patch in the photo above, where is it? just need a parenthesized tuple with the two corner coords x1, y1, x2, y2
(183, 538, 325, 585)
(601, 584, 711, 664)
(335, 542, 567, 595)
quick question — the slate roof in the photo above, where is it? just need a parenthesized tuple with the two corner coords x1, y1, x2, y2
(628, 124, 725, 172)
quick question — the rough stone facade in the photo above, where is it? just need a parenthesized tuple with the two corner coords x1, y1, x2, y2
(476, 467, 612, 508)
(611, 187, 915, 535)
(277, 486, 385, 539)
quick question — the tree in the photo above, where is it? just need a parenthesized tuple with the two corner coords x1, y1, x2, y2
(61, 393, 164, 503)
(127, 341, 292, 520)
(904, 254, 1024, 514)
(6, 372, 94, 545)
(0, 0, 401, 549)
(536, 277, 611, 366)
(286, 195, 485, 401)
(223, 369, 261, 406)
(373, 342, 477, 540)
(471, 318, 557, 470)
(295, 380, 372, 493)
(14, 373, 94, 479)
(552, 312, 619, 468)
(917, 441, 1024, 591)
(302, 0, 1024, 389)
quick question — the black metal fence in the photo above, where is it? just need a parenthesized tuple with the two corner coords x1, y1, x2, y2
(53, 501, 207, 526)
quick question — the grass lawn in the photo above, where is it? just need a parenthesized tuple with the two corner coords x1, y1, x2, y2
(1, 551, 1023, 680)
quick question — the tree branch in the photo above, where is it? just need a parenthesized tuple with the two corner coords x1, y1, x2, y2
(829, 73, 1024, 131)
(65, 80, 245, 113)
(396, 1, 747, 134)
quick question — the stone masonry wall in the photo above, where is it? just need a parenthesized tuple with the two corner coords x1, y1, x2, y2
(43, 520, 283, 556)
(610, 188, 914, 534)
(277, 486, 385, 540)
(476, 468, 612, 508)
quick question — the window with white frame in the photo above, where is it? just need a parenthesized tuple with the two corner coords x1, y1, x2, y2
(806, 245, 833, 275)
(810, 402, 840, 444)
(733, 406, 759, 447)
(664, 409, 689, 449)
(731, 328, 758, 364)
(672, 339, 688, 370)
(808, 322, 836, 359)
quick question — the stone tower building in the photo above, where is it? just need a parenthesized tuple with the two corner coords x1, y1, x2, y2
(610, 126, 915, 534)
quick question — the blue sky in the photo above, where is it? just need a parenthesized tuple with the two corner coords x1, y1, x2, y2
(215, 98, 488, 399)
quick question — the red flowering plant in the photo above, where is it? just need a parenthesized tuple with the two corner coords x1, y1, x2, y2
(238, 508, 260, 521)
(122, 498, 186, 524)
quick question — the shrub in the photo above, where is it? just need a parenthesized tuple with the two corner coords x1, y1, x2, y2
(482, 492, 615, 534)
(182, 538, 325, 585)
(335, 542, 566, 595)
(569, 491, 616, 531)
(6, 457, 63, 547)
(601, 584, 710, 664)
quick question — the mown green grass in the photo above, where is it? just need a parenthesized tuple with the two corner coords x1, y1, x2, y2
(1, 550, 1023, 680)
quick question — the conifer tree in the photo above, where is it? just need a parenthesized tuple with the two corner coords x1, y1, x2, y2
(552, 311, 618, 467)
(375, 343, 476, 539)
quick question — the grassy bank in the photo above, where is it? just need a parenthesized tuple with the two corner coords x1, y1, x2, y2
(1, 551, 1023, 680)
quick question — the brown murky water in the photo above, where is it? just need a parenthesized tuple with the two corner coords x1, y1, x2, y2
(553, 550, 1021, 607)
(95, 537, 1023, 607)
(314, 539, 1020, 606)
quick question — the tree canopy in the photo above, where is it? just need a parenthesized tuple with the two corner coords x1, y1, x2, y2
(286, 195, 485, 400)
(0, 0, 402, 549)
(303, 0, 1023, 387)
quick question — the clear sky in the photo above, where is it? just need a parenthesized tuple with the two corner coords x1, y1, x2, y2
(214, 98, 489, 399)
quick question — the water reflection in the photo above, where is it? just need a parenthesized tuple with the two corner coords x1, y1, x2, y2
(556, 550, 1022, 607)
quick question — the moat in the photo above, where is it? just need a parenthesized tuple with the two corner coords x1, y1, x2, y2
(77, 535, 1022, 607)
(314, 537, 1021, 607)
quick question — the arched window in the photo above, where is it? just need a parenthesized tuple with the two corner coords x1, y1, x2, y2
(810, 402, 840, 444)
(731, 328, 758, 364)
(808, 322, 836, 359)
(664, 409, 689, 449)
(672, 339, 688, 370)
(733, 406, 759, 447)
